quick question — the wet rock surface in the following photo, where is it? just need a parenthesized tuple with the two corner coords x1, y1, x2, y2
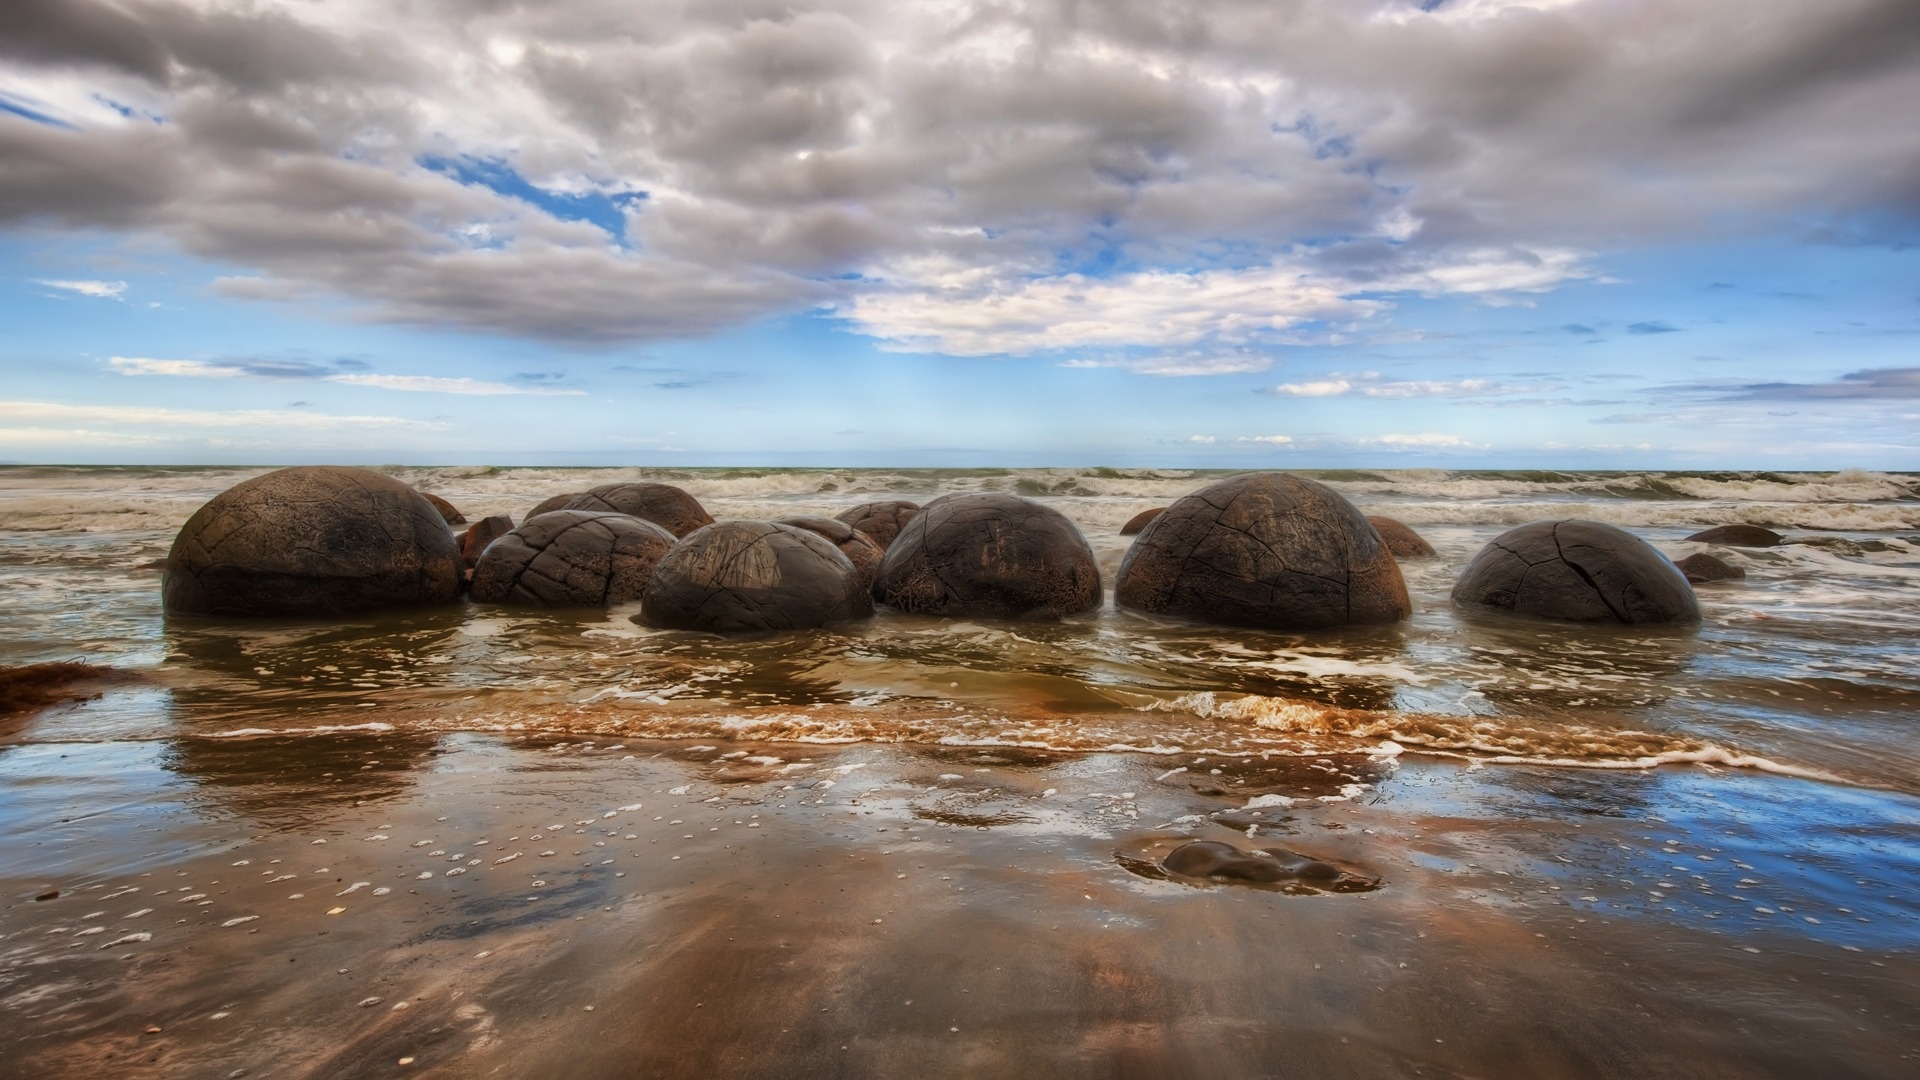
(1684, 524, 1783, 547)
(162, 466, 462, 616)
(1114, 472, 1410, 630)
(640, 521, 874, 632)
(420, 491, 466, 526)
(1452, 519, 1700, 625)
(834, 501, 920, 550)
(1366, 515, 1436, 558)
(1119, 839, 1380, 894)
(877, 493, 1101, 619)
(776, 516, 885, 590)
(471, 510, 676, 608)
(1120, 507, 1164, 535)
(562, 483, 714, 538)
(527, 492, 584, 520)
(1676, 552, 1745, 584)
(459, 514, 515, 575)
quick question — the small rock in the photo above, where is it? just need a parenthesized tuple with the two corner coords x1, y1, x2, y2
(1675, 552, 1745, 584)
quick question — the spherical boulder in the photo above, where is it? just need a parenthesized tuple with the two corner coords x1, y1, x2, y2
(1684, 524, 1782, 547)
(1114, 473, 1410, 630)
(469, 511, 674, 608)
(1675, 552, 1745, 584)
(459, 514, 515, 572)
(775, 516, 884, 590)
(420, 491, 466, 526)
(562, 482, 713, 537)
(639, 522, 873, 632)
(1367, 516, 1436, 559)
(1120, 507, 1164, 536)
(1451, 519, 1699, 625)
(877, 493, 1101, 619)
(527, 492, 584, 520)
(834, 501, 919, 549)
(163, 466, 462, 616)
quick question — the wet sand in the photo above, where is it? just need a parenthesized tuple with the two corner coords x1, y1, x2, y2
(4, 724, 1915, 1079)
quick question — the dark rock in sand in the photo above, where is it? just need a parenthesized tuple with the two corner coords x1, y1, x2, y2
(640, 521, 873, 632)
(1675, 552, 1745, 584)
(470, 511, 675, 608)
(1120, 507, 1164, 535)
(527, 493, 584, 520)
(420, 491, 466, 526)
(1451, 519, 1699, 625)
(1684, 524, 1783, 547)
(775, 516, 884, 590)
(163, 466, 462, 616)
(877, 493, 1101, 619)
(1149, 841, 1379, 893)
(459, 514, 515, 574)
(562, 482, 713, 537)
(1367, 515, 1436, 558)
(1114, 473, 1410, 630)
(834, 501, 920, 550)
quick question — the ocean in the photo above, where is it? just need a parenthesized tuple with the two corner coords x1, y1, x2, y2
(2, 465, 1917, 1078)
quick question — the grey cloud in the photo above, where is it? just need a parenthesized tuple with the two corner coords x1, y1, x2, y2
(1627, 321, 1679, 334)
(1721, 366, 1920, 400)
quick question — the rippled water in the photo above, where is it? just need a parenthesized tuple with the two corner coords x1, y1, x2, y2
(4, 465, 1918, 795)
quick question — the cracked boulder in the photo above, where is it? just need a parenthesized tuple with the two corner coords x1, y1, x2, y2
(1452, 519, 1699, 625)
(470, 511, 674, 608)
(1366, 516, 1436, 558)
(775, 516, 884, 591)
(1114, 473, 1410, 630)
(560, 482, 714, 537)
(834, 501, 919, 550)
(877, 493, 1102, 619)
(526, 492, 584, 520)
(163, 466, 462, 616)
(639, 521, 874, 632)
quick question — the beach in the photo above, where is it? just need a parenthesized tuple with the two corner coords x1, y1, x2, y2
(3, 465, 1918, 1077)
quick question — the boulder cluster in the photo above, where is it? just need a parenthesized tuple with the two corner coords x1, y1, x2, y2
(162, 467, 1727, 633)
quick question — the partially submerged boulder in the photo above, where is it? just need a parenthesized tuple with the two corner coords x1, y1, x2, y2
(1114, 473, 1410, 630)
(1451, 519, 1699, 625)
(1675, 552, 1745, 584)
(1684, 524, 1782, 548)
(877, 493, 1101, 619)
(834, 501, 920, 550)
(163, 466, 462, 616)
(470, 511, 675, 608)
(775, 516, 884, 590)
(1120, 507, 1164, 536)
(639, 521, 873, 632)
(459, 514, 515, 576)
(1366, 516, 1436, 559)
(420, 492, 466, 526)
(562, 482, 713, 537)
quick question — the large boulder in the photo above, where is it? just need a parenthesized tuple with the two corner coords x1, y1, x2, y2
(470, 510, 675, 608)
(1366, 516, 1436, 558)
(834, 501, 919, 550)
(1684, 524, 1782, 547)
(420, 491, 466, 526)
(1451, 519, 1699, 625)
(877, 493, 1101, 619)
(639, 522, 873, 632)
(775, 516, 884, 590)
(527, 492, 584, 520)
(1114, 473, 1410, 630)
(562, 482, 713, 537)
(1120, 507, 1164, 536)
(459, 514, 515, 577)
(163, 466, 462, 616)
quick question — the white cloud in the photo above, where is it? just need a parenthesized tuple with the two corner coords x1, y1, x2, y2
(108, 357, 586, 396)
(1271, 379, 1355, 397)
(1237, 435, 1295, 445)
(326, 373, 587, 396)
(109, 357, 246, 378)
(1370, 433, 1488, 448)
(1060, 352, 1273, 377)
(1265, 373, 1564, 398)
(0, 401, 437, 431)
(0, 426, 163, 446)
(35, 279, 127, 300)
(1186, 434, 1217, 444)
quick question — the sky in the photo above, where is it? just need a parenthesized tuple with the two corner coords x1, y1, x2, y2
(1, 0, 1917, 468)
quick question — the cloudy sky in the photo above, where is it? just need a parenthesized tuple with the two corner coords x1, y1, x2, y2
(2, 0, 1917, 466)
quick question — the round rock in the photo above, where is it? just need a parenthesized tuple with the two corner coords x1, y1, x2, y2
(1120, 507, 1165, 536)
(834, 501, 919, 550)
(639, 522, 873, 632)
(163, 466, 462, 616)
(562, 483, 713, 537)
(420, 491, 466, 526)
(1114, 473, 1410, 630)
(1451, 519, 1699, 625)
(470, 511, 674, 608)
(527, 493, 584, 520)
(877, 493, 1101, 619)
(775, 516, 884, 590)
(1675, 552, 1745, 584)
(1366, 516, 1436, 558)
(1684, 524, 1782, 547)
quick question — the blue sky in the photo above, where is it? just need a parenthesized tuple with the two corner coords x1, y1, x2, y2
(2, 0, 1917, 467)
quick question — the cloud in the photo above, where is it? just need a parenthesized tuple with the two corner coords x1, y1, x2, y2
(34, 277, 125, 299)
(0, 399, 436, 430)
(326, 373, 586, 396)
(107, 355, 585, 395)
(1060, 350, 1273, 376)
(1236, 434, 1295, 445)
(1270, 379, 1356, 397)
(1626, 321, 1680, 334)
(1264, 372, 1563, 398)
(1708, 366, 1920, 400)
(1185, 434, 1216, 444)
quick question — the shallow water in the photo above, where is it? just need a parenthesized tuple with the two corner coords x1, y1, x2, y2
(2, 466, 1918, 1077)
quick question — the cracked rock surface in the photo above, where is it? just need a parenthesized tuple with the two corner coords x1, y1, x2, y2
(470, 510, 674, 608)
(1115, 473, 1410, 630)
(162, 466, 462, 616)
(833, 501, 919, 550)
(776, 516, 884, 592)
(639, 521, 873, 632)
(1451, 519, 1700, 625)
(878, 493, 1101, 619)
(561, 483, 714, 537)
(1367, 515, 1436, 559)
